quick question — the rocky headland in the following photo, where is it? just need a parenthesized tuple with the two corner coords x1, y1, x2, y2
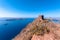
(12, 15, 60, 40)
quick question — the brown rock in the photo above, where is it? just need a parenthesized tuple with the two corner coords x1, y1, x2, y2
(31, 33, 55, 40)
(12, 15, 60, 40)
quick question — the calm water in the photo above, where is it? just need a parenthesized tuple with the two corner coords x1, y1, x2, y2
(0, 18, 34, 40)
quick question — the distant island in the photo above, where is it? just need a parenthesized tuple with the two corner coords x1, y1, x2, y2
(5, 18, 25, 21)
(12, 15, 60, 40)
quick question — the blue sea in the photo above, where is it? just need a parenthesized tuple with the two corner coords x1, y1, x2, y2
(0, 18, 34, 40)
(0, 18, 60, 40)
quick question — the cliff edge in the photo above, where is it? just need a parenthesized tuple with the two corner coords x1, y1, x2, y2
(12, 15, 60, 40)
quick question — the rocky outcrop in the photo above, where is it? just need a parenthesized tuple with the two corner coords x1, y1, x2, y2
(12, 15, 60, 40)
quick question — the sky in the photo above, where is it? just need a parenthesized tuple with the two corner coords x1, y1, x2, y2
(0, 0, 60, 18)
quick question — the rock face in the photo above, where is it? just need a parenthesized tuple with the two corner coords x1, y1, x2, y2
(12, 15, 60, 40)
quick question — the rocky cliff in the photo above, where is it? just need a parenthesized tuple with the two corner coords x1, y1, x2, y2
(12, 15, 60, 40)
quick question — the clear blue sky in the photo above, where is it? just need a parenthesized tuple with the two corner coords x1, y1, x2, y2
(0, 0, 60, 18)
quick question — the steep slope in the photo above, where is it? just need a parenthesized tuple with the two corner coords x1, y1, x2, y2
(12, 15, 60, 40)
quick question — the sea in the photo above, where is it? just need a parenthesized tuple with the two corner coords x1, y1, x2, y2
(0, 18, 60, 40)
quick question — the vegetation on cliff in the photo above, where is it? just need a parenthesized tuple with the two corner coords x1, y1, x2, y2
(13, 15, 60, 40)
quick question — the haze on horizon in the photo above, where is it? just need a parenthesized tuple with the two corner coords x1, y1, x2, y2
(0, 0, 60, 18)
